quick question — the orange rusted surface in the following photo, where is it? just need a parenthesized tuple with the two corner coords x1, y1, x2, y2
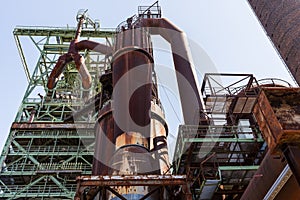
(150, 103, 170, 174)
(115, 132, 149, 149)
(93, 102, 115, 175)
(253, 88, 300, 153)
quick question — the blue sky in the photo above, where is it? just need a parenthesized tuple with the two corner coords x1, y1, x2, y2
(0, 0, 295, 151)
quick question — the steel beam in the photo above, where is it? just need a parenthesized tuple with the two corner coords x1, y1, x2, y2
(9, 176, 45, 198)
(11, 122, 95, 129)
(183, 138, 264, 143)
(0, 193, 74, 199)
(76, 175, 187, 186)
(13, 27, 115, 38)
(219, 165, 259, 171)
(49, 175, 72, 195)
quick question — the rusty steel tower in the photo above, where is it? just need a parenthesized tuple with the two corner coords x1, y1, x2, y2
(0, 1, 300, 200)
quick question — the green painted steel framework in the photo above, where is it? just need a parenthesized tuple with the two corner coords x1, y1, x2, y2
(0, 26, 114, 199)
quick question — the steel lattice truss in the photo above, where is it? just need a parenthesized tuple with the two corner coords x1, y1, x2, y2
(0, 26, 114, 199)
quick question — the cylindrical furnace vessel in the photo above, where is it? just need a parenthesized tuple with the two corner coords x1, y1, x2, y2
(93, 20, 170, 199)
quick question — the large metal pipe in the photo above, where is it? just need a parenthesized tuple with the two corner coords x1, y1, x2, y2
(47, 15, 113, 91)
(138, 18, 207, 125)
(47, 41, 113, 90)
(73, 53, 91, 89)
(247, 0, 300, 85)
(47, 54, 72, 90)
(76, 40, 113, 54)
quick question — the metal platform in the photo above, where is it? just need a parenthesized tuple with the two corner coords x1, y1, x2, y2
(173, 74, 268, 199)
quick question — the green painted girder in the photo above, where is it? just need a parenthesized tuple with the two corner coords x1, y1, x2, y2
(0, 171, 37, 176)
(180, 150, 264, 156)
(5, 176, 46, 199)
(182, 137, 264, 143)
(49, 175, 73, 194)
(14, 135, 94, 139)
(0, 175, 75, 199)
(8, 152, 92, 156)
(0, 193, 74, 199)
(14, 26, 115, 38)
(12, 140, 41, 166)
(1, 168, 92, 176)
(218, 165, 260, 171)
(22, 101, 82, 106)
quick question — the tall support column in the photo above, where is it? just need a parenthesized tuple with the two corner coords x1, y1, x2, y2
(247, 0, 300, 84)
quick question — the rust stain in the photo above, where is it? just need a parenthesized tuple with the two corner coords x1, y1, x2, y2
(254, 88, 300, 153)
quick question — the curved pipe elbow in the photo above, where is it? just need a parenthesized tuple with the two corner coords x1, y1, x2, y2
(73, 54, 92, 89)
(47, 54, 72, 90)
(139, 18, 207, 124)
(76, 40, 113, 55)
(47, 35, 113, 94)
(139, 18, 183, 42)
(47, 53, 92, 91)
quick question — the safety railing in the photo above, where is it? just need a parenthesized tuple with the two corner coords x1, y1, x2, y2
(4, 163, 92, 174)
(256, 78, 292, 87)
(0, 184, 76, 194)
(10, 145, 93, 155)
(14, 25, 115, 35)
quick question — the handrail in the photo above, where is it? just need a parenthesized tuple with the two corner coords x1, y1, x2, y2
(15, 130, 94, 137)
(257, 78, 292, 87)
(0, 184, 77, 193)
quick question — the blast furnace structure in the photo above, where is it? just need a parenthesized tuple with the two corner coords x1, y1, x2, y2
(0, 2, 300, 200)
